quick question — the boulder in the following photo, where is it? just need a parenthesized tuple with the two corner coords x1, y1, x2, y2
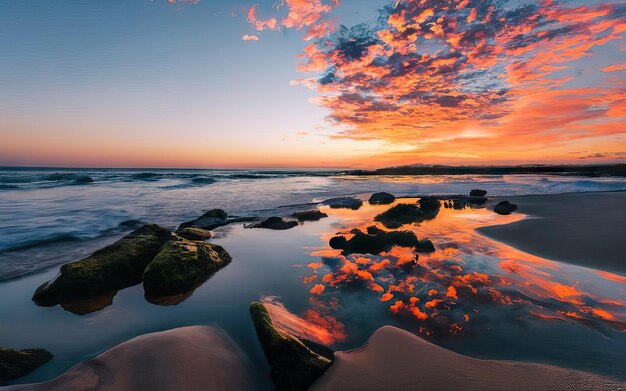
(374, 203, 438, 229)
(291, 210, 328, 222)
(143, 237, 232, 303)
(175, 227, 213, 241)
(179, 209, 228, 230)
(73, 175, 94, 184)
(0, 348, 53, 383)
(368, 192, 396, 205)
(494, 201, 517, 215)
(33, 224, 172, 307)
(470, 189, 488, 197)
(417, 239, 436, 253)
(332, 226, 420, 255)
(418, 197, 440, 212)
(322, 197, 363, 210)
(249, 217, 298, 230)
(250, 302, 333, 391)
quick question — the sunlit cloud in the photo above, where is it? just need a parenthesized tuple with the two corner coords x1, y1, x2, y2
(242, 34, 260, 41)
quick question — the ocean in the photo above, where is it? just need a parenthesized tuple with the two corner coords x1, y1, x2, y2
(2, 167, 626, 281)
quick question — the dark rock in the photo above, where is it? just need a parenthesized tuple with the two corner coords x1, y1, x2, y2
(0, 348, 53, 383)
(374, 203, 438, 229)
(179, 209, 228, 230)
(33, 224, 172, 308)
(322, 197, 363, 210)
(143, 236, 231, 304)
(73, 175, 94, 184)
(60, 291, 117, 315)
(249, 217, 299, 230)
(494, 201, 517, 215)
(417, 239, 436, 253)
(470, 189, 488, 197)
(250, 302, 333, 391)
(467, 196, 488, 205)
(175, 227, 213, 241)
(329, 236, 348, 249)
(368, 192, 396, 205)
(291, 210, 328, 222)
(418, 197, 441, 212)
(334, 226, 420, 255)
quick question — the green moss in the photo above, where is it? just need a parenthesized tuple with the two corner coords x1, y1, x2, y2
(143, 237, 231, 300)
(250, 302, 333, 391)
(0, 348, 53, 383)
(33, 224, 172, 307)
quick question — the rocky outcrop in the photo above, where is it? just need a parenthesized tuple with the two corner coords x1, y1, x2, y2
(179, 209, 228, 230)
(143, 237, 231, 304)
(368, 192, 396, 205)
(32, 224, 173, 307)
(0, 348, 53, 383)
(494, 201, 517, 215)
(250, 302, 333, 391)
(329, 226, 426, 255)
(291, 210, 328, 222)
(175, 227, 213, 241)
(470, 189, 487, 197)
(374, 203, 438, 229)
(248, 217, 299, 230)
(322, 197, 363, 210)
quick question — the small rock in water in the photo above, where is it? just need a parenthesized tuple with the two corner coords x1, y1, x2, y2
(332, 226, 422, 255)
(248, 217, 299, 230)
(291, 209, 328, 222)
(179, 209, 228, 230)
(494, 200, 517, 215)
(418, 196, 440, 212)
(374, 203, 438, 229)
(470, 189, 488, 197)
(0, 347, 53, 383)
(329, 235, 348, 249)
(73, 175, 94, 184)
(322, 197, 363, 210)
(368, 192, 396, 205)
(175, 227, 213, 241)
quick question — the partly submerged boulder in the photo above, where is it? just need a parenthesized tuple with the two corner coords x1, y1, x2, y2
(179, 209, 228, 230)
(33, 224, 172, 307)
(248, 217, 299, 230)
(291, 210, 328, 222)
(322, 197, 363, 210)
(374, 203, 438, 229)
(175, 227, 213, 241)
(0, 347, 53, 383)
(331, 226, 421, 255)
(368, 192, 396, 205)
(418, 196, 441, 212)
(494, 201, 518, 215)
(143, 236, 232, 304)
(250, 302, 333, 391)
(470, 189, 488, 197)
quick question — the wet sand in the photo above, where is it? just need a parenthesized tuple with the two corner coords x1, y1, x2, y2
(478, 191, 626, 274)
(311, 326, 625, 391)
(5, 326, 256, 391)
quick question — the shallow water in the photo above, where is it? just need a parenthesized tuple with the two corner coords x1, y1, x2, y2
(0, 199, 624, 386)
(2, 167, 626, 280)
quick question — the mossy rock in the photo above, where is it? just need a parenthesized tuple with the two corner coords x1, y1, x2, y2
(291, 210, 328, 222)
(143, 237, 232, 302)
(250, 302, 333, 391)
(33, 224, 173, 307)
(175, 227, 213, 241)
(0, 348, 53, 383)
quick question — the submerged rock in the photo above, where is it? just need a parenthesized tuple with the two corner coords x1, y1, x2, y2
(175, 227, 213, 241)
(143, 236, 231, 303)
(470, 189, 488, 197)
(33, 224, 172, 307)
(248, 217, 299, 230)
(494, 201, 518, 215)
(73, 175, 94, 184)
(332, 226, 421, 255)
(0, 347, 53, 383)
(291, 210, 328, 222)
(374, 203, 438, 229)
(250, 302, 333, 391)
(322, 197, 363, 210)
(179, 209, 228, 230)
(368, 192, 396, 205)
(418, 196, 441, 212)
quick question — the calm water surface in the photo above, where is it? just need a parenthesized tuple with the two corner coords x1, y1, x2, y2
(0, 198, 624, 386)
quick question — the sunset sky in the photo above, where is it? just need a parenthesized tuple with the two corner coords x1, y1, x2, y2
(1, 0, 625, 168)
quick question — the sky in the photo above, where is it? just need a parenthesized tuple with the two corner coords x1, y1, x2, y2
(0, 0, 624, 168)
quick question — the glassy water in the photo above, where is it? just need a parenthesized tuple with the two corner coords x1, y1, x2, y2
(0, 199, 624, 386)
(2, 167, 626, 280)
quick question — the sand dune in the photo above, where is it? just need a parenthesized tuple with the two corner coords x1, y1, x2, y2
(5, 326, 256, 391)
(311, 326, 625, 391)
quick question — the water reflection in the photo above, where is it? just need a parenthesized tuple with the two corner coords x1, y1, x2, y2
(301, 199, 626, 340)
